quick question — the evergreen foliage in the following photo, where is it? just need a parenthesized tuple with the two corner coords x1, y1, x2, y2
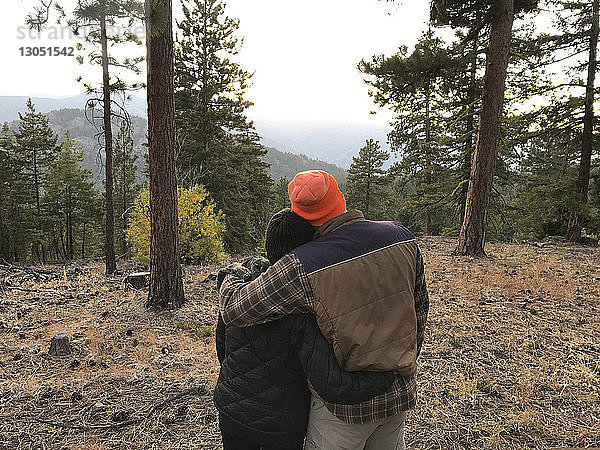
(263, 148, 347, 184)
(59, 0, 145, 274)
(10, 0, 600, 264)
(506, 0, 599, 240)
(174, 0, 272, 253)
(0, 124, 22, 260)
(430, 0, 538, 27)
(44, 133, 103, 259)
(346, 140, 390, 220)
(0, 103, 105, 263)
(14, 99, 59, 261)
(271, 177, 291, 213)
(360, 32, 456, 233)
(67, 0, 145, 98)
(113, 121, 140, 255)
(358, 1, 594, 244)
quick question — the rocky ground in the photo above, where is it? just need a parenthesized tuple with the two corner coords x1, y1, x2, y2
(0, 237, 599, 449)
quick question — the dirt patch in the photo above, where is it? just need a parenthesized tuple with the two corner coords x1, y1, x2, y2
(0, 261, 221, 449)
(0, 238, 599, 448)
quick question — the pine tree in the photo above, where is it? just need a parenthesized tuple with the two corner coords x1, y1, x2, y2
(14, 99, 59, 262)
(26, 0, 145, 270)
(113, 121, 140, 256)
(444, 33, 485, 224)
(26, 0, 56, 30)
(63, 0, 145, 274)
(360, 32, 454, 232)
(507, 109, 580, 239)
(146, 0, 186, 308)
(0, 125, 18, 260)
(44, 133, 102, 260)
(559, 0, 598, 241)
(271, 177, 291, 212)
(458, 0, 514, 254)
(506, 0, 599, 241)
(589, 167, 600, 233)
(431, 0, 539, 254)
(347, 140, 389, 219)
(174, 0, 272, 253)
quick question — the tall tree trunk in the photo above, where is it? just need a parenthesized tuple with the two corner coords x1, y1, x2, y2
(460, 39, 478, 223)
(365, 175, 371, 218)
(565, 0, 599, 242)
(68, 211, 73, 260)
(146, 0, 185, 309)
(60, 225, 66, 257)
(0, 213, 6, 261)
(82, 222, 86, 259)
(51, 228, 57, 260)
(68, 193, 74, 260)
(66, 203, 71, 260)
(101, 12, 117, 274)
(201, 0, 209, 182)
(424, 83, 432, 235)
(456, 0, 514, 256)
(122, 145, 128, 255)
(32, 150, 45, 262)
(33, 150, 40, 218)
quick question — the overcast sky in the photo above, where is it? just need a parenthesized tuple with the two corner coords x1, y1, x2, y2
(2, 0, 430, 126)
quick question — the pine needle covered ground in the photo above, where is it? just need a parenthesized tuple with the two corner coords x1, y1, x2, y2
(0, 238, 598, 449)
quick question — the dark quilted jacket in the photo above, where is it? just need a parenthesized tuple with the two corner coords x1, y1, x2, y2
(214, 313, 395, 446)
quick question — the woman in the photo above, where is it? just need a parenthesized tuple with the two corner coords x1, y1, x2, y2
(214, 209, 395, 449)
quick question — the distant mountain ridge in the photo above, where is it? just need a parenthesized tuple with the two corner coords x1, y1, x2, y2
(0, 95, 391, 168)
(254, 120, 391, 168)
(5, 108, 147, 187)
(0, 95, 148, 123)
(263, 148, 346, 183)
(3, 106, 347, 186)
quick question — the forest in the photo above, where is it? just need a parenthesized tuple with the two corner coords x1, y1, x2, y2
(2, 0, 599, 276)
(0, 0, 599, 448)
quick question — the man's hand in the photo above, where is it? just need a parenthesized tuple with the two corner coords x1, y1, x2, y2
(216, 263, 251, 290)
(216, 257, 269, 290)
(242, 256, 270, 281)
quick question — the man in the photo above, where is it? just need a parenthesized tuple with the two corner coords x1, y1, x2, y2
(219, 170, 429, 449)
(214, 209, 394, 450)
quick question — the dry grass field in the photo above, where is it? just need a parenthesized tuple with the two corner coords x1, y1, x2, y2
(0, 237, 598, 449)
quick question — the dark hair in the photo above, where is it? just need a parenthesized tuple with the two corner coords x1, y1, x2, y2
(265, 209, 314, 264)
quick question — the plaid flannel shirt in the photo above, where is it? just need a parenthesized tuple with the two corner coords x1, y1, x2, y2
(219, 246, 430, 424)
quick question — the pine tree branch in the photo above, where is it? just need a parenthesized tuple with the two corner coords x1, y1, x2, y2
(25, 0, 54, 32)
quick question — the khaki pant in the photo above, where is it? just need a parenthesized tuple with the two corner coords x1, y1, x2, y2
(304, 396, 407, 450)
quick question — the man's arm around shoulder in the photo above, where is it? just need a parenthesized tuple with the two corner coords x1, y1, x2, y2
(219, 253, 314, 327)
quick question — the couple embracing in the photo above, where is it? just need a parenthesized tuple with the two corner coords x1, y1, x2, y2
(214, 170, 429, 450)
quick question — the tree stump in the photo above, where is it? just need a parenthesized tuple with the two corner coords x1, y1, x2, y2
(49, 332, 71, 356)
(125, 272, 150, 290)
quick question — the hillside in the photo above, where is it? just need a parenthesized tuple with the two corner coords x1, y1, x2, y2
(4, 107, 346, 186)
(47, 109, 148, 186)
(1, 238, 598, 448)
(263, 147, 346, 183)
(0, 96, 388, 168)
(0, 95, 147, 123)
(254, 120, 391, 168)
(6, 108, 147, 187)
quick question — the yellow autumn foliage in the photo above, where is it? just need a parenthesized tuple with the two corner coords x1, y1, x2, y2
(127, 185, 227, 266)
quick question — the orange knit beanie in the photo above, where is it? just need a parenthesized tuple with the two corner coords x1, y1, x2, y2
(288, 170, 346, 226)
